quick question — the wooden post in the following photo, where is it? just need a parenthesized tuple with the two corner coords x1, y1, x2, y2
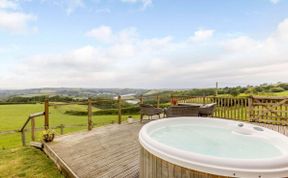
(44, 98, 49, 130)
(21, 130, 26, 146)
(88, 98, 93, 131)
(203, 96, 206, 105)
(31, 117, 35, 141)
(156, 95, 160, 108)
(60, 124, 64, 135)
(118, 95, 122, 124)
(140, 95, 143, 104)
(215, 82, 218, 96)
(248, 96, 253, 122)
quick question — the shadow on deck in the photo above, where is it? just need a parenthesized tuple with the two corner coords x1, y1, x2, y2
(43, 119, 288, 178)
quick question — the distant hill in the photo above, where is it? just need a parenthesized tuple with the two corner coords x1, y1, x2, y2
(1, 82, 287, 102)
(0, 88, 148, 101)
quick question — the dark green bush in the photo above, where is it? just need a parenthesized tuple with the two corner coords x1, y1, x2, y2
(65, 106, 140, 116)
(270, 87, 285, 93)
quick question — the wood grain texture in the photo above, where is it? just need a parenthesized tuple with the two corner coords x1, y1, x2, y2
(140, 147, 231, 178)
(44, 122, 144, 178)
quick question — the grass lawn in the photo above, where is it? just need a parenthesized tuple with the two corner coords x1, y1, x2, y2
(0, 103, 139, 177)
(0, 147, 63, 178)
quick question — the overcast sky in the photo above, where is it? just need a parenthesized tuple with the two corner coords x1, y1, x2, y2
(0, 0, 288, 89)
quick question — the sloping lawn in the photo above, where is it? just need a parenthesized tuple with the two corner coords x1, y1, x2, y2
(0, 147, 63, 178)
(0, 103, 139, 177)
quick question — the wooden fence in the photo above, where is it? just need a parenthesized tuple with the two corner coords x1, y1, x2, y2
(172, 95, 288, 125)
(13, 95, 288, 146)
(249, 96, 288, 125)
(17, 97, 125, 146)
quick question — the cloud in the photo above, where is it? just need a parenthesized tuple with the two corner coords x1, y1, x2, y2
(189, 29, 214, 42)
(0, 0, 37, 33)
(270, 0, 280, 4)
(0, 0, 18, 9)
(223, 36, 260, 52)
(65, 0, 84, 15)
(0, 10, 37, 33)
(86, 26, 113, 43)
(41, 0, 84, 15)
(121, 0, 152, 8)
(2, 19, 288, 88)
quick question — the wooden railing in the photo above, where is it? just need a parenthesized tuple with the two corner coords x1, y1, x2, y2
(17, 96, 129, 146)
(172, 95, 288, 125)
(15, 94, 288, 146)
(19, 112, 45, 146)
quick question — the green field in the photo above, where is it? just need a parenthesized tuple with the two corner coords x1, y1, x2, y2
(0, 103, 139, 177)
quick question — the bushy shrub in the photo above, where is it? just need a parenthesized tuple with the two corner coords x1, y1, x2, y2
(65, 106, 140, 116)
(270, 87, 285, 93)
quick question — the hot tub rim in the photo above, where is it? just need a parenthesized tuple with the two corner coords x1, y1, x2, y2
(138, 117, 288, 178)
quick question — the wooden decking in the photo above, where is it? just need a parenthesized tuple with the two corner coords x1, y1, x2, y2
(44, 122, 144, 178)
(43, 120, 288, 178)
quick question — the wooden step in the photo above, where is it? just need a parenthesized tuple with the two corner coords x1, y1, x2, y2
(30, 141, 43, 149)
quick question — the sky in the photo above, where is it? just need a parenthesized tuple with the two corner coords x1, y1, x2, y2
(0, 0, 288, 89)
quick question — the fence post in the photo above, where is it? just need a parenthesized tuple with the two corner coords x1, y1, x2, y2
(140, 95, 143, 104)
(21, 130, 26, 146)
(88, 98, 93, 131)
(203, 96, 206, 104)
(170, 94, 176, 105)
(44, 98, 49, 130)
(248, 96, 253, 122)
(118, 95, 122, 124)
(215, 82, 218, 96)
(60, 124, 64, 135)
(157, 95, 160, 108)
(31, 117, 35, 141)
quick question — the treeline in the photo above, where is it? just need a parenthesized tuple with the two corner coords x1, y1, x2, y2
(2, 82, 287, 104)
(5, 95, 75, 103)
(169, 82, 288, 97)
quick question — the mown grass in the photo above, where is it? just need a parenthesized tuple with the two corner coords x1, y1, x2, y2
(0, 147, 63, 178)
(0, 103, 139, 177)
(0, 103, 139, 147)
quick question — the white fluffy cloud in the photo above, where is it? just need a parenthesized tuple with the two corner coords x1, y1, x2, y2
(189, 29, 214, 42)
(0, 0, 37, 33)
(86, 26, 113, 43)
(0, 10, 36, 33)
(2, 19, 288, 88)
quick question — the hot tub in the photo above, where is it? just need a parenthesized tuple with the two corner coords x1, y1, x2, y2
(138, 117, 288, 178)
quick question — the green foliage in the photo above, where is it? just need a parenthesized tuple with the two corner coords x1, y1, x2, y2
(6, 95, 75, 103)
(150, 82, 288, 98)
(89, 97, 135, 109)
(270, 87, 285, 93)
(65, 106, 140, 116)
(41, 129, 56, 142)
(279, 83, 288, 90)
